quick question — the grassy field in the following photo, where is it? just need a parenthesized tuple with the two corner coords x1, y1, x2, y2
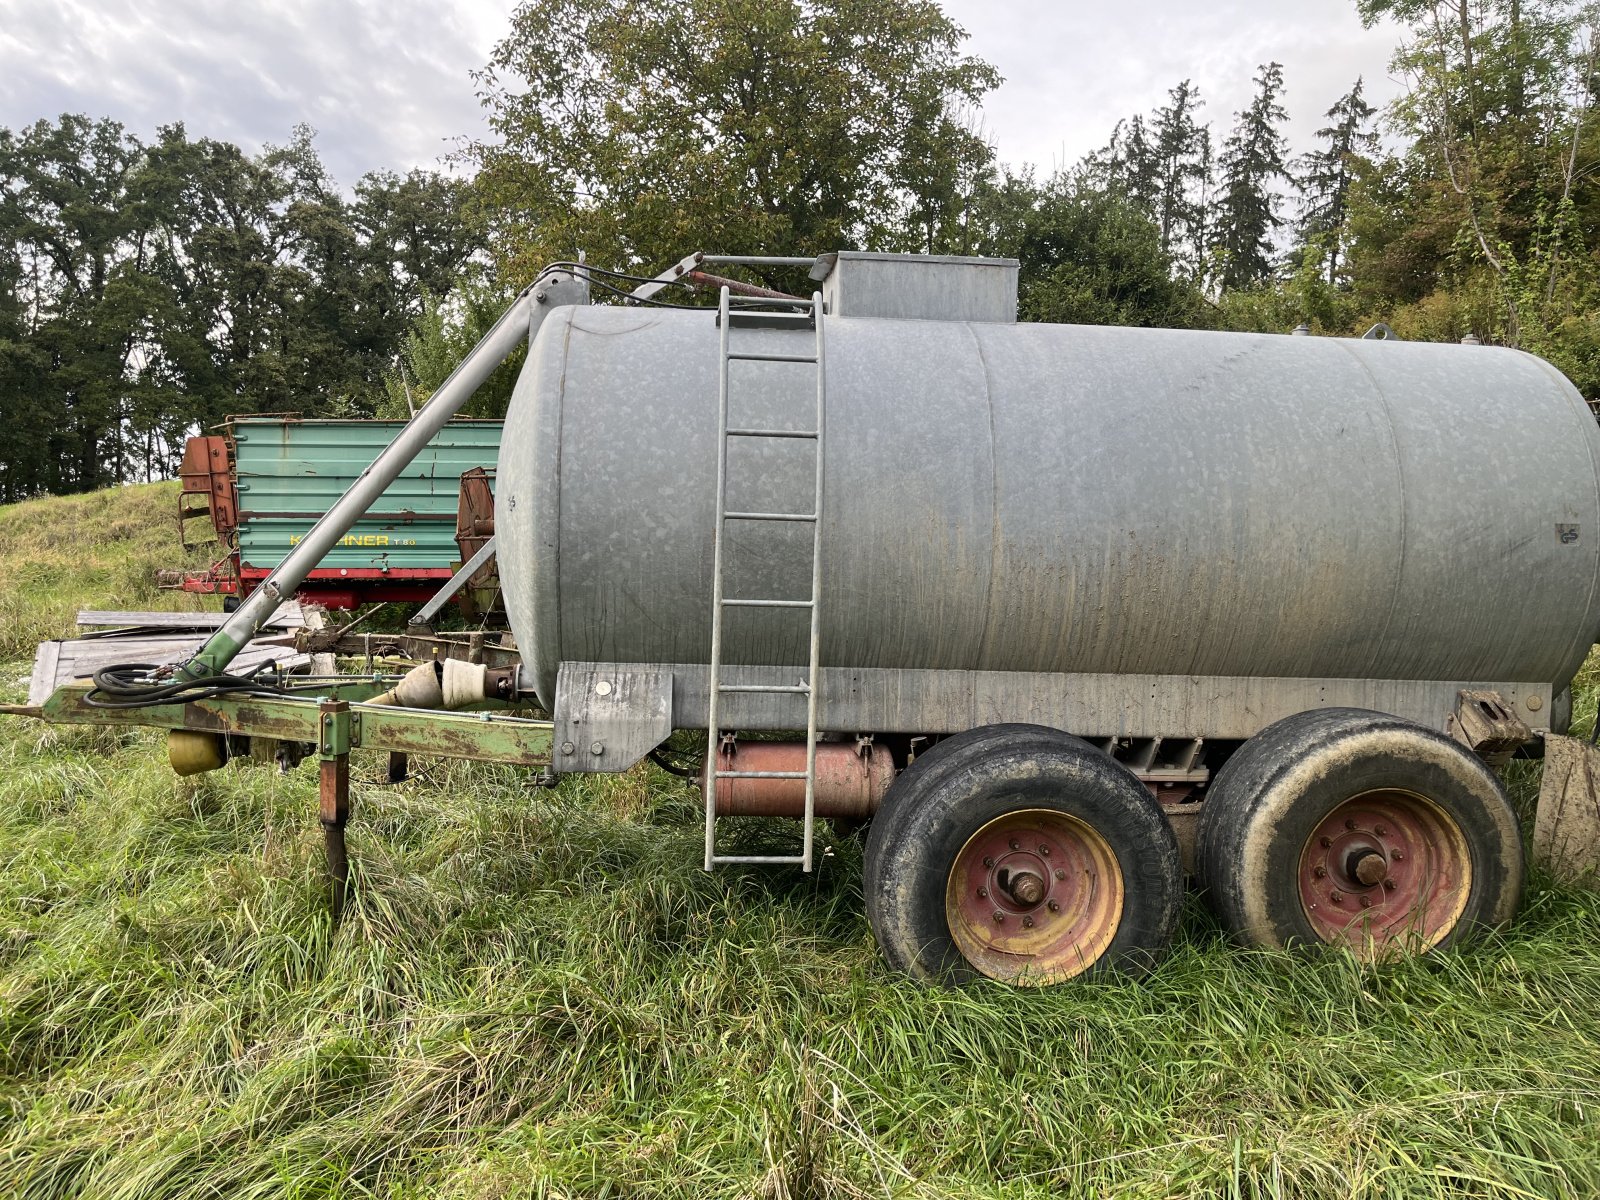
(2, 485, 1600, 1199)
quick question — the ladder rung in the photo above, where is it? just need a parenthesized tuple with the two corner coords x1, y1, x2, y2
(726, 308, 814, 323)
(712, 855, 809, 865)
(716, 683, 811, 694)
(726, 428, 818, 439)
(728, 352, 817, 363)
(714, 770, 811, 779)
(724, 511, 817, 522)
(721, 598, 813, 608)
(728, 295, 815, 307)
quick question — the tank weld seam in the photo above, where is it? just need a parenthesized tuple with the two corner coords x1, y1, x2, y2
(1527, 352, 1600, 676)
(1333, 339, 1408, 678)
(967, 321, 1004, 670)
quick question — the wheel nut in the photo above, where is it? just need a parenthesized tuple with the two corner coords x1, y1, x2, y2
(983, 856, 994, 868)
(1047, 899, 1059, 912)
(1022, 916, 1034, 928)
(1320, 836, 1332, 848)
(1331, 891, 1344, 905)
(1383, 879, 1397, 891)
(1009, 839, 1020, 850)
(1039, 844, 1051, 856)
(1055, 869, 1066, 881)
(1360, 896, 1373, 908)
(977, 887, 988, 899)
(1344, 819, 1357, 831)
(993, 911, 1006, 924)
(1374, 824, 1387, 836)
(1313, 865, 1327, 879)
(1391, 849, 1405, 862)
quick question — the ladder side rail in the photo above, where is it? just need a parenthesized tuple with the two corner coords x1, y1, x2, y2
(704, 285, 735, 871)
(802, 290, 826, 872)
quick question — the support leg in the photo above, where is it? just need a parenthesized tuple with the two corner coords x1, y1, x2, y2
(319, 700, 353, 921)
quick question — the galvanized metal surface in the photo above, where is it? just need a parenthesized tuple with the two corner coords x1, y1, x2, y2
(552, 663, 672, 772)
(815, 251, 1019, 322)
(554, 662, 1553, 742)
(498, 306, 1600, 732)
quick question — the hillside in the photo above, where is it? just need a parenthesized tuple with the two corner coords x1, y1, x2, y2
(1, 485, 1599, 1198)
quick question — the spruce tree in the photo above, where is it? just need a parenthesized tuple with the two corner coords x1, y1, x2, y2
(1297, 78, 1378, 282)
(1214, 62, 1291, 292)
(1151, 80, 1212, 273)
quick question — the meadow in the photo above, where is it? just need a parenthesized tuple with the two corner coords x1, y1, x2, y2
(1, 484, 1599, 1199)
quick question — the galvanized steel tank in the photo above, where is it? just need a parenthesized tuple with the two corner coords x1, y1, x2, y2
(497, 268, 1600, 716)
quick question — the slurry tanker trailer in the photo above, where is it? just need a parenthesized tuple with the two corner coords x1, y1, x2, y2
(9, 250, 1600, 986)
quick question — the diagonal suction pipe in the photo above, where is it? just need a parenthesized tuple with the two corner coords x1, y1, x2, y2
(176, 268, 589, 682)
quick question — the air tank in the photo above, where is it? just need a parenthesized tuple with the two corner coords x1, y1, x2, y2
(496, 299, 1600, 716)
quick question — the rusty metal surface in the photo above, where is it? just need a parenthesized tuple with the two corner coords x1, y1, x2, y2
(1446, 689, 1534, 766)
(455, 466, 498, 590)
(1297, 789, 1472, 955)
(319, 700, 352, 922)
(700, 740, 892, 818)
(498, 304, 1600, 731)
(177, 434, 235, 546)
(7, 683, 554, 767)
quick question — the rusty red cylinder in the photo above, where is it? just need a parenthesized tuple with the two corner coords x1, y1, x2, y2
(702, 741, 894, 818)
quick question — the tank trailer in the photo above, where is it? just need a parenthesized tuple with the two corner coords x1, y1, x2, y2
(10, 250, 1600, 985)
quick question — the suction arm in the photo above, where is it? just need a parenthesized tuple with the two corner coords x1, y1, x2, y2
(177, 268, 589, 681)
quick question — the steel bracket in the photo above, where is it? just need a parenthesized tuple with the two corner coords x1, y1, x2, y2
(552, 665, 673, 773)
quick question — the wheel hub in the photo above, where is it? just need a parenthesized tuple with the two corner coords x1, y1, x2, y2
(1297, 788, 1472, 958)
(946, 809, 1124, 984)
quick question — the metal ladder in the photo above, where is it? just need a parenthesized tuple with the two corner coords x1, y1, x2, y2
(704, 286, 826, 871)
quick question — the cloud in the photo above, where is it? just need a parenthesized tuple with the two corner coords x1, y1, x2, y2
(0, 0, 1403, 189)
(0, 0, 515, 184)
(941, 0, 1404, 172)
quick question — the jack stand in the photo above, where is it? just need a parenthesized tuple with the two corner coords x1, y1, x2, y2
(319, 700, 354, 921)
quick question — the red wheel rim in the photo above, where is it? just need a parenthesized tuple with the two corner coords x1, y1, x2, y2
(945, 809, 1124, 984)
(1297, 788, 1472, 959)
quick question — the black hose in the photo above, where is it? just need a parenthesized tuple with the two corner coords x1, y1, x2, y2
(84, 659, 317, 708)
(649, 746, 704, 778)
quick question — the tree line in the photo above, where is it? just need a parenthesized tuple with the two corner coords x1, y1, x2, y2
(0, 119, 479, 501)
(6, 0, 1600, 500)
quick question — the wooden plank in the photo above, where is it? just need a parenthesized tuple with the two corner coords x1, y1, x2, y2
(27, 641, 61, 707)
(28, 632, 308, 702)
(75, 602, 305, 630)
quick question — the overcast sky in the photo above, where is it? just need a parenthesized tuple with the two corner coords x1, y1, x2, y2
(0, 0, 1405, 186)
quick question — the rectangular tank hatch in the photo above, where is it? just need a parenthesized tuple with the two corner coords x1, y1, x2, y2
(810, 251, 1019, 323)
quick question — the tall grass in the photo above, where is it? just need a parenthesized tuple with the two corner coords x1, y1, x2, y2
(2, 486, 1599, 1199)
(0, 483, 211, 661)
